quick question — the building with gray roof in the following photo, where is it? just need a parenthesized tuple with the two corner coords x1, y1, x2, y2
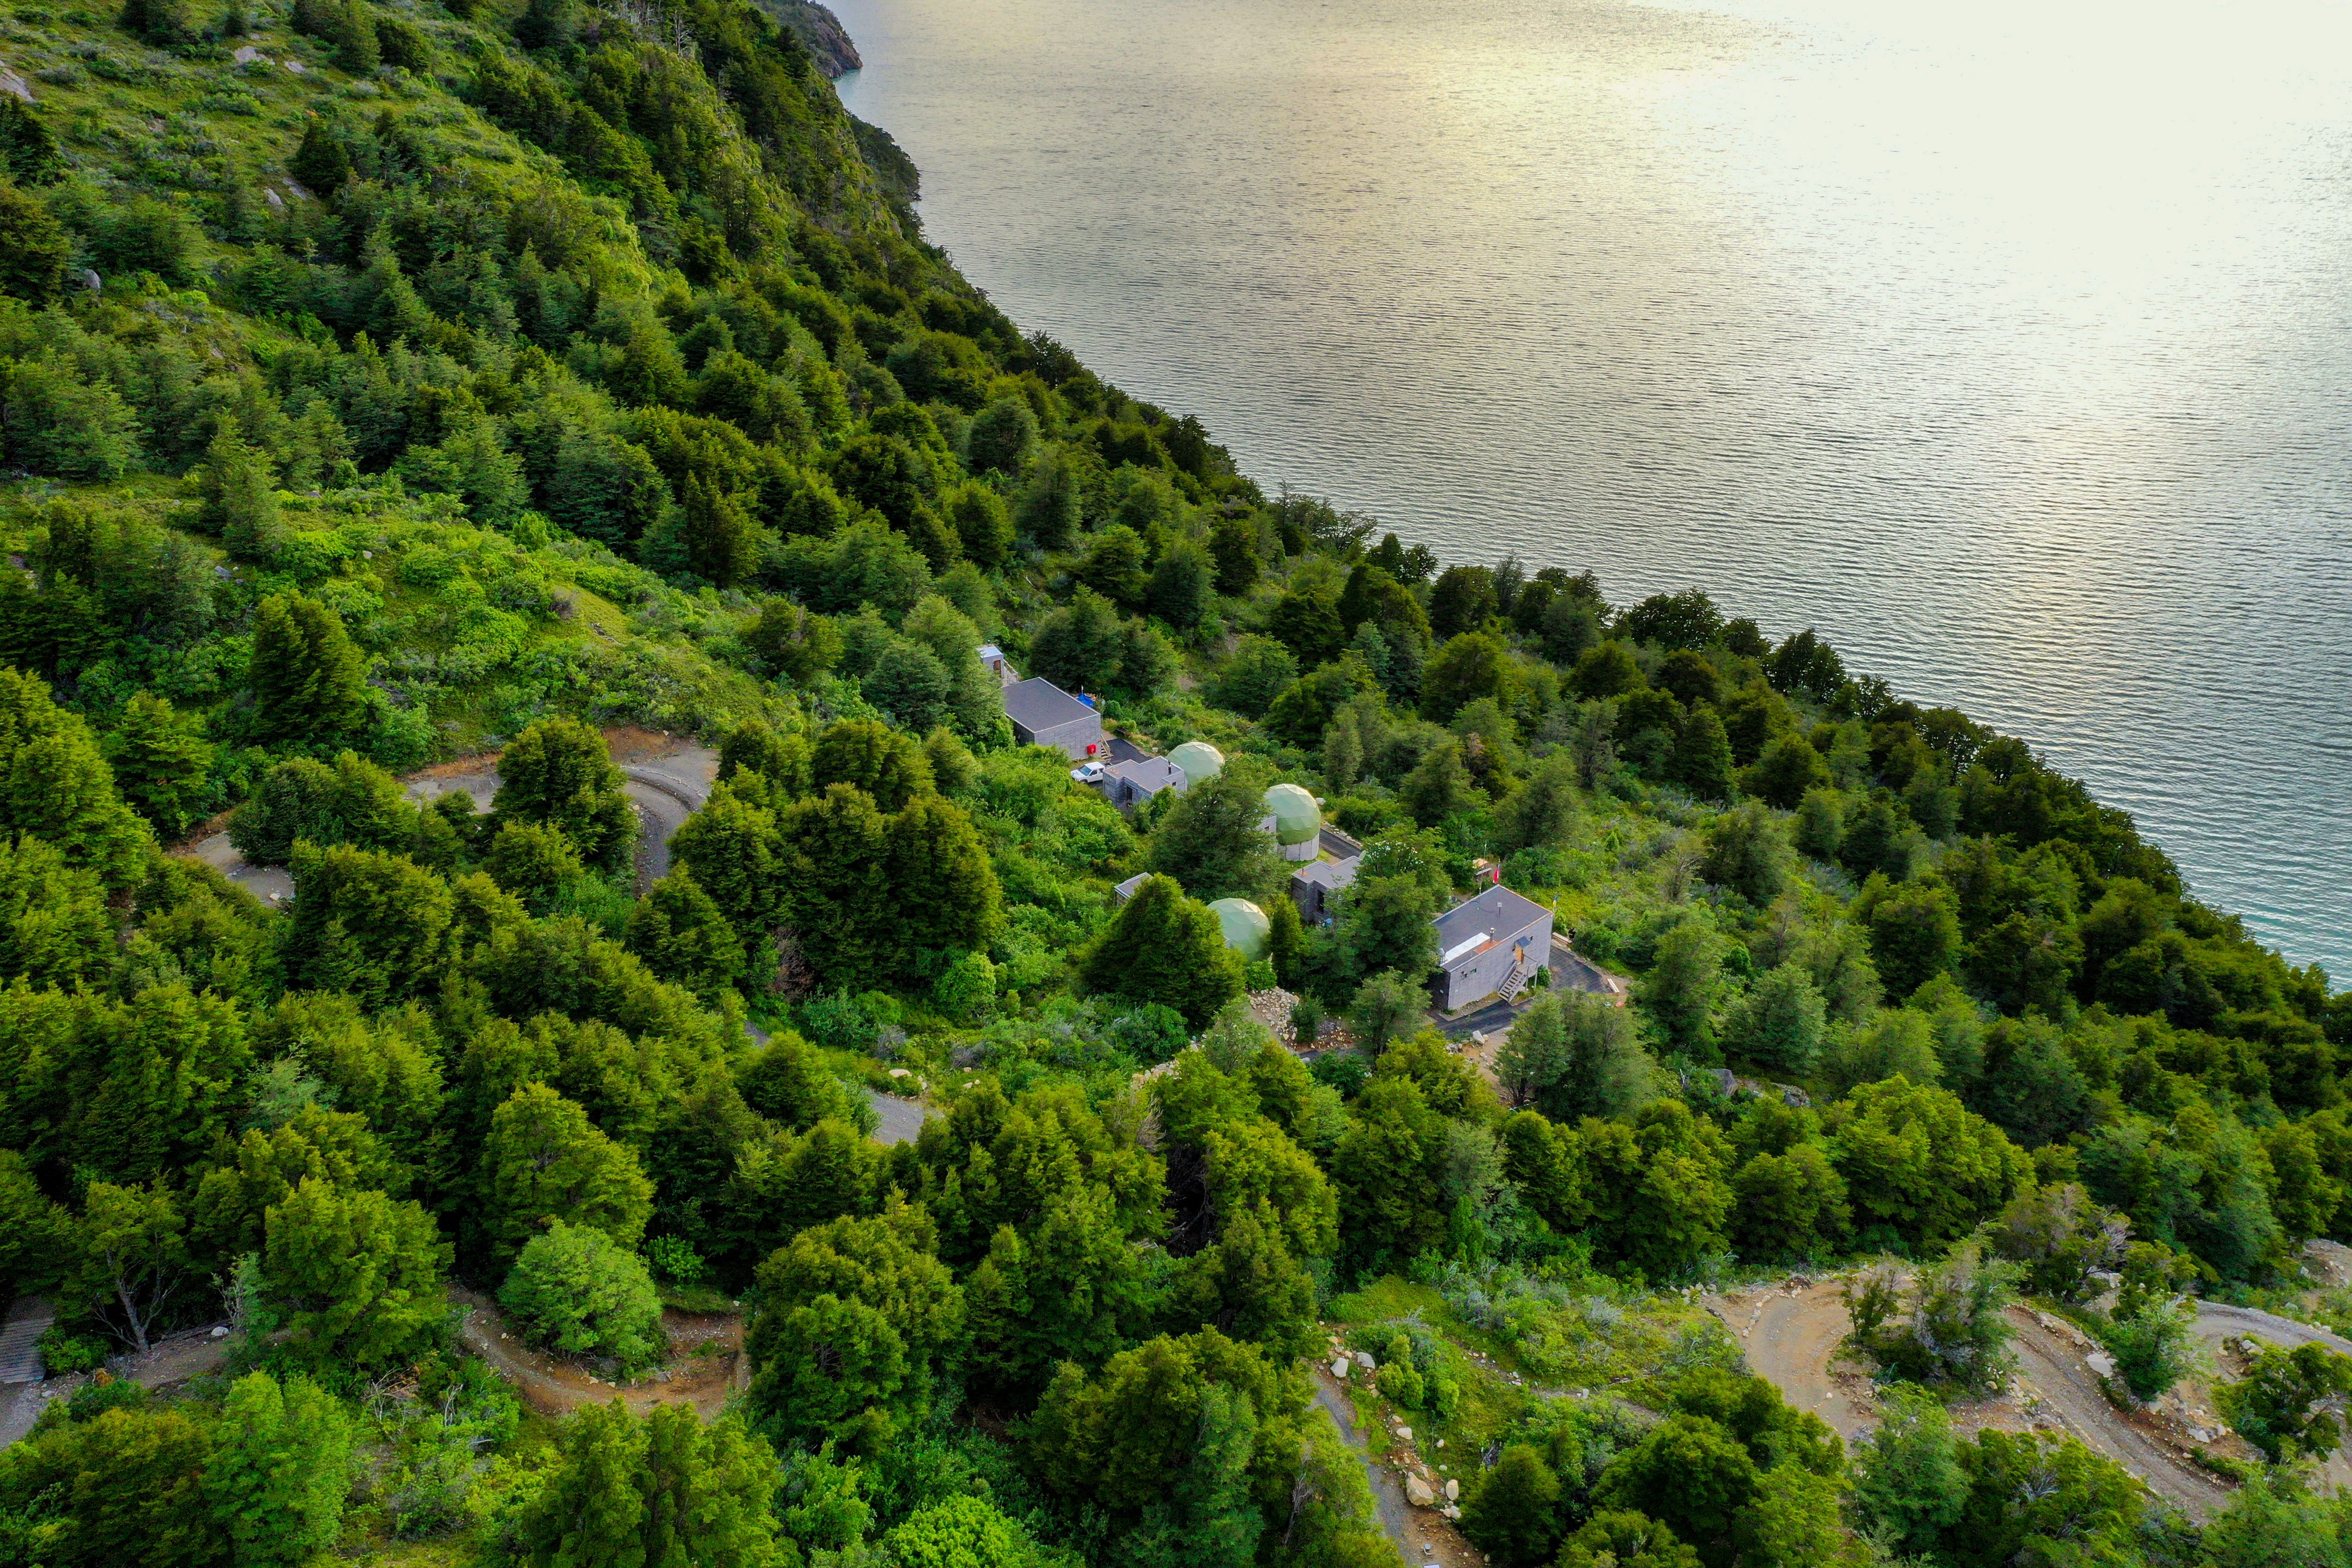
(1430, 882, 1555, 1012)
(1003, 676, 1104, 760)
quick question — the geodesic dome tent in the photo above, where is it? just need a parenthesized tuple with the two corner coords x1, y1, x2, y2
(1208, 897, 1271, 959)
(1261, 783, 1321, 862)
(1167, 740, 1226, 790)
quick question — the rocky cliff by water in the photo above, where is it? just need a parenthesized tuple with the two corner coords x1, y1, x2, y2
(757, 0, 863, 76)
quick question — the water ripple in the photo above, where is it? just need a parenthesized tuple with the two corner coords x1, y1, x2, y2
(836, 0, 2352, 978)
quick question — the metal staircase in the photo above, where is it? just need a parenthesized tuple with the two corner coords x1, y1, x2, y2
(1496, 954, 1529, 1005)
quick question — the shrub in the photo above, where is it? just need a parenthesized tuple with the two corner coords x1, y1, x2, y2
(499, 1220, 665, 1375)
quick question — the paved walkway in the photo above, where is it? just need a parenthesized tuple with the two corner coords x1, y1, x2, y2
(0, 1297, 50, 1385)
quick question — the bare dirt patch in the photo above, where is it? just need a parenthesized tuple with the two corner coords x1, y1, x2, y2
(451, 1287, 744, 1420)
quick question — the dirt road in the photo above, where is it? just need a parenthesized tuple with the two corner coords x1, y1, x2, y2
(452, 1287, 744, 1419)
(2003, 1308, 2230, 1520)
(185, 728, 721, 900)
(1712, 1280, 2230, 1519)
(1311, 1368, 1418, 1564)
(1708, 1281, 1877, 1440)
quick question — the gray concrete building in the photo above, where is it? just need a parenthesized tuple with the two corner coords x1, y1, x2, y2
(1431, 882, 1555, 1012)
(1003, 676, 1104, 760)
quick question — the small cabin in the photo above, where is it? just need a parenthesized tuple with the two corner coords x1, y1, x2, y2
(1430, 883, 1554, 1012)
(1003, 676, 1104, 760)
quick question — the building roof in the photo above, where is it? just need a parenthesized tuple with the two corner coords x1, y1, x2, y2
(1113, 872, 1150, 902)
(976, 644, 1005, 664)
(1291, 858, 1359, 894)
(1431, 883, 1552, 969)
(1003, 676, 1098, 733)
(1107, 757, 1184, 794)
(1318, 825, 1364, 863)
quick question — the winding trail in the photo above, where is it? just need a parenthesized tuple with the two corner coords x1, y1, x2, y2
(1712, 1280, 2233, 1520)
(2003, 1308, 2230, 1519)
(452, 1286, 744, 1419)
(1311, 1366, 1419, 1567)
(185, 728, 722, 900)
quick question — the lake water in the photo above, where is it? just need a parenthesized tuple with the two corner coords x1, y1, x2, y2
(831, 0, 2352, 981)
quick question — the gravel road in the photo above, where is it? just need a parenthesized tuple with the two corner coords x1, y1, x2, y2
(1311, 1366, 1421, 1567)
(2003, 1308, 2230, 1520)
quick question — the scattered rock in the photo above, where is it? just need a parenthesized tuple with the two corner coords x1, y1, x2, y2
(285, 58, 306, 73)
(231, 45, 269, 63)
(1404, 1473, 1436, 1507)
(1353, 1350, 1374, 1371)
(1441, 1504, 1462, 1522)
(2085, 1350, 2117, 1379)
(208, 1326, 229, 1338)
(1445, 1478, 1459, 1502)
(1395, 1426, 1412, 1442)
(0, 66, 32, 103)
(1330, 1355, 1350, 1380)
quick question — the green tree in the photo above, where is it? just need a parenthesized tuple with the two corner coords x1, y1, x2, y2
(500, 1219, 665, 1373)
(1850, 1386, 1966, 1557)
(1145, 541, 1212, 629)
(811, 717, 934, 811)
(1726, 963, 1826, 1076)
(1419, 631, 1511, 721)
(492, 717, 635, 875)
(1558, 1512, 1700, 1568)
(1205, 636, 1298, 717)
(1742, 733, 1830, 809)
(1028, 588, 1125, 696)
(103, 691, 214, 839)
(1495, 989, 1570, 1105)
(1266, 892, 1307, 989)
(197, 416, 286, 560)
(1347, 970, 1426, 1054)
(512, 1402, 650, 1568)
(1699, 803, 1788, 907)
(1825, 1076, 2030, 1248)
(1642, 922, 1723, 1059)
(248, 595, 370, 745)
(0, 357, 138, 478)
(965, 1183, 1159, 1396)
(1146, 771, 1281, 901)
(484, 1082, 656, 1259)
(1539, 989, 1656, 1122)
(1398, 737, 1481, 828)
(0, 668, 153, 888)
(483, 818, 584, 911)
(2199, 1473, 2352, 1568)
(205, 1370, 357, 1568)
(0, 181, 70, 302)
(625, 866, 746, 999)
(2102, 1300, 2195, 1405)
(746, 1208, 962, 1453)
(677, 472, 759, 587)
(1593, 1415, 1759, 1568)
(0, 1405, 225, 1566)
(74, 1180, 187, 1354)
(2218, 1342, 2352, 1463)
(1671, 708, 1736, 801)
(1857, 876, 1962, 998)
(260, 1178, 448, 1372)
(1459, 1442, 1562, 1566)
(1495, 751, 1580, 857)
(1078, 874, 1241, 1028)
(1015, 447, 1081, 549)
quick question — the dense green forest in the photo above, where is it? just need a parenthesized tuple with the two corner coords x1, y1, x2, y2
(0, 0, 2349, 1562)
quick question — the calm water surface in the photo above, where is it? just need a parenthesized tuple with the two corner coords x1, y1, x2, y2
(832, 0, 2352, 978)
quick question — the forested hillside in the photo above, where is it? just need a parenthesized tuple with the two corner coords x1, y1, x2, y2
(0, 0, 2348, 1563)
